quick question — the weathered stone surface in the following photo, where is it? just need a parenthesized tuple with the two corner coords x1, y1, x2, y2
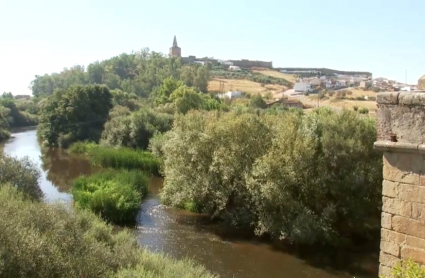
(376, 101, 425, 144)
(377, 92, 399, 105)
(383, 196, 412, 217)
(392, 216, 425, 238)
(383, 180, 399, 198)
(407, 236, 425, 250)
(398, 183, 425, 203)
(380, 240, 400, 257)
(399, 92, 425, 106)
(379, 265, 393, 278)
(381, 228, 406, 245)
(401, 246, 425, 265)
(380, 251, 401, 268)
(412, 203, 425, 221)
(382, 212, 392, 230)
(383, 153, 421, 184)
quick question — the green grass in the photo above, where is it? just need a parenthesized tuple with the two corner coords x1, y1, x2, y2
(69, 142, 159, 175)
(0, 185, 217, 278)
(72, 170, 149, 225)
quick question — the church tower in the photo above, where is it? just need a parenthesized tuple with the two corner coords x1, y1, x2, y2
(169, 35, 181, 57)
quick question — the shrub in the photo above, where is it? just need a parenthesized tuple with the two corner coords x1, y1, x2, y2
(69, 142, 159, 175)
(0, 155, 42, 200)
(353, 106, 359, 111)
(0, 185, 216, 278)
(383, 259, 425, 278)
(359, 107, 369, 114)
(72, 170, 148, 224)
(250, 95, 267, 109)
(160, 108, 382, 246)
(101, 108, 173, 150)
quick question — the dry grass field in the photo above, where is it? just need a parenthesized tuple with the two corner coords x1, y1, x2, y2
(208, 78, 285, 95)
(252, 69, 298, 83)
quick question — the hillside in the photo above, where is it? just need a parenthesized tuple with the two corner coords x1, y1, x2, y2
(208, 78, 286, 95)
(276, 67, 372, 78)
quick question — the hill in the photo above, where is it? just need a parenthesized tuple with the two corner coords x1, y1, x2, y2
(275, 67, 372, 78)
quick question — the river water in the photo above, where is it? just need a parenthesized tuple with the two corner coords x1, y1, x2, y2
(1, 128, 378, 278)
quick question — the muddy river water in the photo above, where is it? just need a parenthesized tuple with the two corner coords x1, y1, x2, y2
(1, 128, 378, 278)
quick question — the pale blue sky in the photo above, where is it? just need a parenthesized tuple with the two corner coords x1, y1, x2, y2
(1, 0, 424, 95)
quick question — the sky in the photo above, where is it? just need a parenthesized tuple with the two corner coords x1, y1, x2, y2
(0, 0, 424, 95)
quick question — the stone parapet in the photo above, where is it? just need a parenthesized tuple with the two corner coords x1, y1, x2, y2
(375, 92, 425, 277)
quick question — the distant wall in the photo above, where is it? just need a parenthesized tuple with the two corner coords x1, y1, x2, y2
(230, 59, 273, 69)
(375, 92, 425, 277)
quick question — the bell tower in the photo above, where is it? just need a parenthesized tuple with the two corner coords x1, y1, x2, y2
(169, 35, 181, 57)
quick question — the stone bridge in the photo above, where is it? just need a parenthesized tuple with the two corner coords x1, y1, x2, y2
(375, 92, 425, 276)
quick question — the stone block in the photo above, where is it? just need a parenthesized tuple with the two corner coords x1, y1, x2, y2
(377, 92, 399, 105)
(380, 240, 400, 257)
(380, 251, 401, 268)
(399, 183, 425, 203)
(401, 246, 425, 265)
(382, 212, 392, 230)
(381, 228, 406, 245)
(392, 216, 425, 239)
(382, 180, 399, 198)
(379, 264, 393, 278)
(399, 92, 425, 106)
(412, 203, 425, 221)
(383, 153, 420, 184)
(382, 196, 411, 217)
(407, 236, 425, 250)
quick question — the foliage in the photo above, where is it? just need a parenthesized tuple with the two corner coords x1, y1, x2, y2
(38, 85, 113, 147)
(359, 107, 369, 114)
(101, 107, 173, 150)
(69, 142, 159, 175)
(0, 155, 42, 200)
(152, 76, 184, 105)
(250, 95, 267, 109)
(383, 259, 425, 278)
(110, 89, 139, 109)
(0, 97, 38, 128)
(0, 104, 11, 141)
(160, 108, 382, 245)
(0, 185, 216, 278)
(29, 50, 210, 100)
(161, 111, 274, 227)
(72, 170, 148, 224)
(169, 85, 205, 114)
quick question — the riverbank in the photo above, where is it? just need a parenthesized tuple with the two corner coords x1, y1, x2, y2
(1, 128, 379, 278)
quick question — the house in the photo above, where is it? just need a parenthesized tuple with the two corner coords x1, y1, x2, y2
(337, 80, 347, 87)
(309, 78, 321, 86)
(228, 66, 241, 71)
(359, 81, 372, 88)
(294, 82, 312, 93)
(217, 91, 242, 99)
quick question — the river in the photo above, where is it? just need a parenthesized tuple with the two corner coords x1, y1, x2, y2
(1, 128, 378, 278)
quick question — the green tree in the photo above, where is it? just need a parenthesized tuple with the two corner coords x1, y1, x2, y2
(250, 95, 267, 109)
(38, 85, 112, 147)
(169, 85, 204, 114)
(152, 77, 184, 105)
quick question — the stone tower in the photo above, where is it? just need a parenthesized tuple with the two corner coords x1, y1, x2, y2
(169, 35, 181, 58)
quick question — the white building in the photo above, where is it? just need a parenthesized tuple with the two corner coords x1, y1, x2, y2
(218, 91, 242, 99)
(228, 66, 241, 71)
(294, 82, 312, 93)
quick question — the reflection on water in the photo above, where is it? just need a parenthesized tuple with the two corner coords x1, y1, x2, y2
(2, 128, 378, 278)
(1, 128, 96, 202)
(136, 178, 378, 278)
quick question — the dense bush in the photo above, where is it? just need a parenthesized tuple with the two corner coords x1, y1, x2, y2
(0, 98, 38, 128)
(72, 170, 148, 224)
(0, 185, 216, 278)
(101, 108, 173, 150)
(38, 84, 113, 147)
(69, 142, 159, 174)
(0, 155, 42, 200)
(160, 108, 382, 246)
(359, 107, 369, 114)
